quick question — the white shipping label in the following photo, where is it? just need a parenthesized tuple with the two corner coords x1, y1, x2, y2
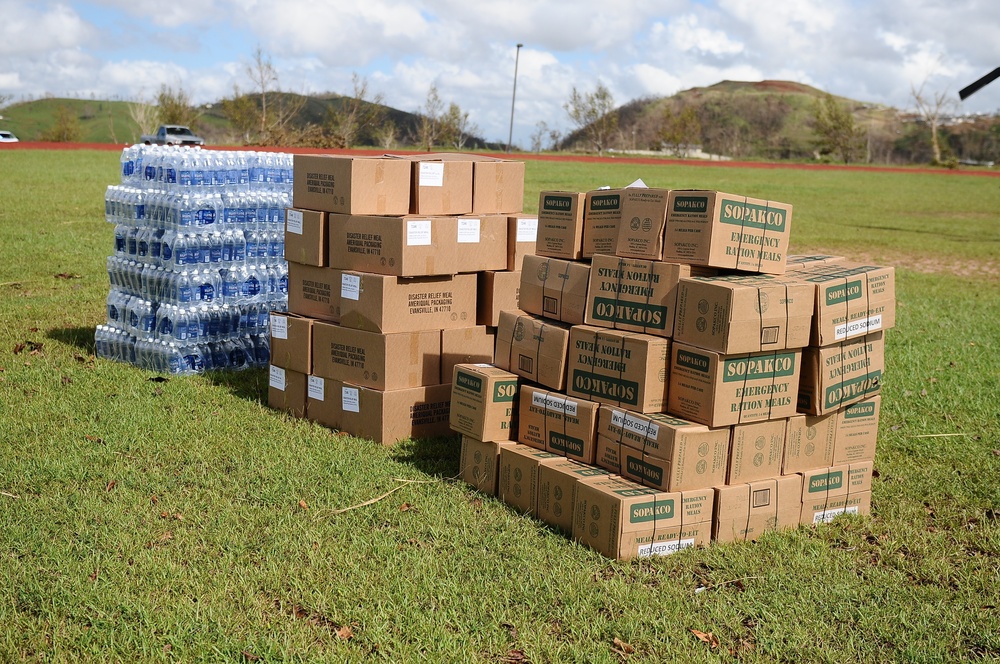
(813, 505, 859, 524)
(307, 375, 325, 401)
(517, 217, 538, 242)
(610, 409, 659, 438)
(531, 392, 578, 417)
(269, 314, 288, 340)
(419, 162, 445, 187)
(286, 209, 304, 235)
(342, 386, 360, 413)
(638, 538, 696, 558)
(834, 315, 883, 341)
(269, 365, 286, 391)
(341, 273, 361, 300)
(407, 219, 433, 246)
(457, 218, 481, 244)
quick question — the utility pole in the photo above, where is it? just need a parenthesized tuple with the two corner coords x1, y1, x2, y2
(507, 43, 523, 153)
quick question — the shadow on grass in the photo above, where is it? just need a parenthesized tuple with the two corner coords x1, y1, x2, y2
(47, 325, 96, 353)
(389, 435, 462, 479)
(202, 366, 269, 405)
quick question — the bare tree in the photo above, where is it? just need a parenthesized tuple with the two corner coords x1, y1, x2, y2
(658, 104, 701, 157)
(326, 73, 386, 148)
(530, 121, 549, 152)
(126, 95, 159, 140)
(911, 80, 955, 165)
(417, 85, 445, 151)
(156, 84, 200, 128)
(440, 102, 478, 149)
(375, 119, 398, 149)
(564, 82, 618, 156)
(221, 46, 308, 145)
(812, 93, 864, 163)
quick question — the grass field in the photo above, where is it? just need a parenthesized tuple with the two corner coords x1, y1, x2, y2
(1, 150, 998, 662)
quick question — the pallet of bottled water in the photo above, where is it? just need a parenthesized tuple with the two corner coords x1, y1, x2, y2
(95, 144, 293, 374)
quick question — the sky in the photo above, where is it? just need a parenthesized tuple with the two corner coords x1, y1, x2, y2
(2, 0, 999, 147)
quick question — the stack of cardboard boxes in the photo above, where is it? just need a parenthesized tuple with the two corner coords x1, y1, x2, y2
(268, 153, 529, 443)
(453, 185, 895, 560)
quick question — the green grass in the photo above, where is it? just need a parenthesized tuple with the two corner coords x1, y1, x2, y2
(1, 151, 999, 662)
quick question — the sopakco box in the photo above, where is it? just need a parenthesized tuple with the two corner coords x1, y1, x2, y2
(460, 436, 518, 496)
(615, 187, 670, 260)
(583, 188, 626, 258)
(268, 365, 307, 418)
(519, 255, 591, 325)
(799, 461, 873, 525)
(668, 342, 801, 427)
(585, 255, 697, 338)
(494, 311, 572, 391)
(788, 261, 896, 346)
(287, 263, 342, 323)
(269, 311, 313, 375)
(507, 214, 538, 271)
(387, 154, 474, 216)
(498, 444, 564, 516)
(310, 320, 440, 391)
(713, 474, 803, 544)
(455, 214, 508, 273)
(537, 458, 611, 534)
(786, 254, 845, 268)
(424, 153, 525, 214)
(673, 274, 815, 353)
(477, 270, 521, 327)
(783, 411, 837, 474)
(285, 208, 328, 267)
(338, 272, 477, 334)
(440, 326, 495, 384)
(536, 191, 586, 260)
(292, 155, 410, 216)
(449, 364, 519, 442)
(798, 331, 883, 416)
(833, 395, 880, 464)
(518, 386, 600, 465)
(596, 405, 729, 491)
(663, 190, 793, 274)
(573, 475, 713, 560)
(727, 418, 787, 484)
(327, 214, 458, 277)
(566, 326, 670, 413)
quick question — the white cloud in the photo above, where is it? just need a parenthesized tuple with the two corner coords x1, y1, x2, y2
(0, 2, 96, 56)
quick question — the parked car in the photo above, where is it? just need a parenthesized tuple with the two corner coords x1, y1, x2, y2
(0, 130, 19, 143)
(140, 125, 205, 146)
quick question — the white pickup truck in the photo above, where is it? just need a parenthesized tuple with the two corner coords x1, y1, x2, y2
(141, 125, 205, 146)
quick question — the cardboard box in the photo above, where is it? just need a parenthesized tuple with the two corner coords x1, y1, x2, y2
(285, 208, 328, 267)
(585, 255, 697, 338)
(388, 154, 474, 216)
(498, 444, 564, 516)
(287, 263, 342, 323)
(507, 214, 538, 271)
(449, 364, 519, 441)
(441, 326, 495, 384)
(614, 188, 670, 260)
(673, 274, 815, 353)
(267, 365, 307, 418)
(460, 436, 518, 496)
(597, 405, 730, 491)
(327, 213, 458, 277)
(799, 461, 873, 525)
(338, 272, 477, 334)
(517, 386, 600, 465)
(494, 311, 572, 391)
(583, 188, 625, 258)
(727, 419, 787, 484)
(573, 475, 713, 560)
(306, 377, 452, 444)
(668, 342, 802, 427)
(594, 433, 624, 475)
(455, 214, 509, 273)
(566, 326, 670, 413)
(788, 261, 896, 346)
(798, 332, 883, 416)
(311, 321, 440, 391)
(783, 411, 838, 474)
(786, 254, 845, 268)
(519, 255, 591, 325)
(536, 458, 611, 534)
(833, 395, 880, 464)
(292, 154, 410, 215)
(269, 312, 313, 375)
(713, 474, 803, 543)
(477, 270, 521, 327)
(663, 190, 793, 274)
(536, 191, 586, 260)
(425, 153, 525, 214)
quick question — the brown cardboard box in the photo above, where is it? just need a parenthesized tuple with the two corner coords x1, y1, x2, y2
(536, 458, 611, 534)
(673, 274, 815, 353)
(786, 254, 845, 268)
(449, 364, 519, 441)
(663, 190, 793, 274)
(306, 377, 452, 444)
(441, 326, 495, 384)
(517, 386, 600, 464)
(519, 255, 591, 325)
(338, 272, 477, 334)
(269, 312, 313, 375)
(285, 208, 328, 266)
(498, 444, 564, 516)
(614, 188, 670, 260)
(713, 474, 803, 543)
(425, 153, 525, 214)
(536, 191, 586, 260)
(833, 395, 880, 464)
(597, 405, 730, 491)
(460, 436, 518, 496)
(798, 332, 883, 416)
(799, 461, 873, 525)
(727, 419, 787, 484)
(788, 261, 896, 346)
(327, 213, 458, 277)
(494, 311, 572, 391)
(507, 214, 538, 271)
(477, 270, 522, 327)
(287, 263, 342, 323)
(388, 154, 474, 216)
(268, 365, 307, 418)
(455, 214, 509, 273)
(585, 255, 696, 338)
(311, 321, 440, 391)
(566, 326, 670, 413)
(292, 154, 411, 215)
(668, 342, 802, 427)
(594, 433, 624, 474)
(573, 475, 713, 560)
(583, 188, 625, 258)
(783, 411, 838, 474)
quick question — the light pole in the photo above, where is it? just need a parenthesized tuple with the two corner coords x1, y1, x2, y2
(507, 43, 523, 153)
